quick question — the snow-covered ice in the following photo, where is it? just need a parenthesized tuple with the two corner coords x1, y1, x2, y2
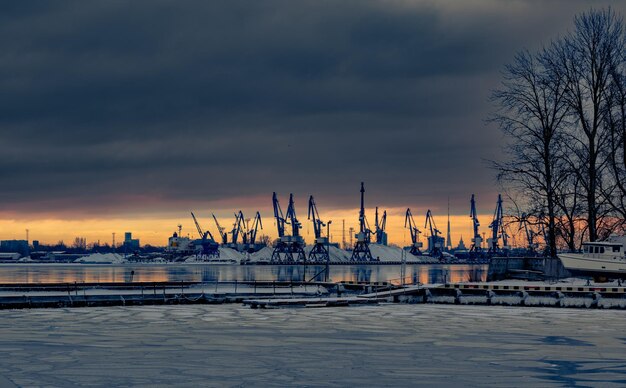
(0, 304, 623, 386)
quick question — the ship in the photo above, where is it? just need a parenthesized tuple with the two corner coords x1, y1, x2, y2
(557, 235, 626, 279)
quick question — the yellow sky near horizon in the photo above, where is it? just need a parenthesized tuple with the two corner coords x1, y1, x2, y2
(0, 207, 525, 248)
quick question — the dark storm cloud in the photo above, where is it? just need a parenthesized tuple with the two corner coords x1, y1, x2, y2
(1, 0, 625, 216)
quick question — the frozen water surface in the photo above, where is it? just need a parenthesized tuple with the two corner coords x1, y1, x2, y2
(0, 304, 624, 387)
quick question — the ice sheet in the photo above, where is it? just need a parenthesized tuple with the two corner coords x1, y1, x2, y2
(0, 304, 624, 386)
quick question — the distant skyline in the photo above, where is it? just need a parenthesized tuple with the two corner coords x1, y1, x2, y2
(2, 1, 625, 244)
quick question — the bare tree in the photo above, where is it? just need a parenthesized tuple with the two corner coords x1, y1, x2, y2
(554, 172, 586, 251)
(602, 50, 626, 230)
(490, 49, 570, 257)
(549, 8, 624, 241)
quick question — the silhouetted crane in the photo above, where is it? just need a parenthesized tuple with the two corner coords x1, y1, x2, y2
(351, 182, 374, 261)
(190, 212, 219, 257)
(469, 194, 483, 257)
(425, 209, 444, 258)
(375, 207, 388, 245)
(404, 208, 422, 255)
(308, 195, 329, 262)
(271, 192, 306, 262)
(212, 214, 228, 245)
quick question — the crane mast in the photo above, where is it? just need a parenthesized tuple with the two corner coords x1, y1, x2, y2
(469, 194, 483, 256)
(487, 194, 509, 255)
(374, 207, 388, 245)
(285, 194, 302, 237)
(350, 182, 374, 261)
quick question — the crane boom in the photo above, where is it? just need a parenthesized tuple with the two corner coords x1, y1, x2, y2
(212, 213, 228, 244)
(231, 211, 245, 244)
(404, 208, 422, 255)
(191, 212, 204, 239)
(273, 192, 286, 238)
(285, 193, 302, 237)
(308, 195, 325, 239)
(249, 211, 263, 244)
(404, 208, 420, 244)
(191, 212, 216, 241)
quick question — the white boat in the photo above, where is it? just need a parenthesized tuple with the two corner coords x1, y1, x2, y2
(558, 235, 626, 279)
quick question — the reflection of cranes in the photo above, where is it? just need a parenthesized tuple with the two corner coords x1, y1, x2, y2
(469, 194, 483, 256)
(404, 208, 422, 255)
(374, 207, 388, 245)
(425, 210, 444, 258)
(487, 194, 509, 256)
(308, 195, 330, 262)
(271, 192, 306, 262)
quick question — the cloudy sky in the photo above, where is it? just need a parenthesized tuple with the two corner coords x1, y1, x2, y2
(1, 0, 624, 244)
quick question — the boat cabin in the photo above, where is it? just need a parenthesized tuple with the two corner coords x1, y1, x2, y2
(582, 242, 624, 259)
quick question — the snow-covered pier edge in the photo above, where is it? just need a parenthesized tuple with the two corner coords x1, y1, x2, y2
(244, 281, 626, 309)
(2, 279, 625, 310)
(0, 281, 336, 310)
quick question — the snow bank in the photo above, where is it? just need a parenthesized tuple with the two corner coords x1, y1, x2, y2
(74, 253, 127, 264)
(249, 246, 274, 262)
(248, 244, 433, 263)
(303, 245, 352, 261)
(218, 247, 245, 262)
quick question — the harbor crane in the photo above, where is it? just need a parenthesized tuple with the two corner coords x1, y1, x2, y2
(271, 193, 306, 262)
(273, 192, 286, 238)
(231, 211, 244, 246)
(350, 182, 374, 261)
(404, 208, 423, 256)
(190, 212, 220, 257)
(308, 195, 330, 262)
(285, 194, 303, 238)
(487, 194, 509, 256)
(469, 194, 483, 257)
(248, 211, 263, 245)
(374, 207, 388, 245)
(425, 209, 444, 259)
(212, 214, 228, 245)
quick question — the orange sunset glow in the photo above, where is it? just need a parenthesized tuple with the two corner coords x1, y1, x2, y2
(1, 208, 496, 248)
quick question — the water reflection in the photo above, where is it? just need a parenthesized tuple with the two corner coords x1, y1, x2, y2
(0, 264, 487, 285)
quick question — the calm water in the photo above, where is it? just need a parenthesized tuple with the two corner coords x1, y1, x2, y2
(0, 264, 487, 285)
